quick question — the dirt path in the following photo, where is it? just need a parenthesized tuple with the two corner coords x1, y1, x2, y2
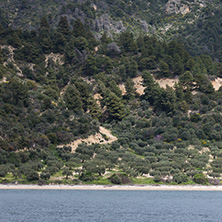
(58, 127, 117, 152)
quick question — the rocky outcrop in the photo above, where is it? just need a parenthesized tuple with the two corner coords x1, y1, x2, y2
(93, 14, 126, 35)
(140, 20, 149, 33)
(164, 0, 206, 15)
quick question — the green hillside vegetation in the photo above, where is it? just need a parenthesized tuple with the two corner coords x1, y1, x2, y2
(1, 0, 222, 62)
(1, 14, 222, 185)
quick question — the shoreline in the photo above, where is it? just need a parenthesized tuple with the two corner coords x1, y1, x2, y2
(1, 184, 222, 191)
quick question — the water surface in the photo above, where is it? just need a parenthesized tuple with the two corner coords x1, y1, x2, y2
(0, 190, 221, 222)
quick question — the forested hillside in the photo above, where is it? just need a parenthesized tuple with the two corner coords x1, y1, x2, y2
(1, 1, 222, 185)
(1, 0, 222, 61)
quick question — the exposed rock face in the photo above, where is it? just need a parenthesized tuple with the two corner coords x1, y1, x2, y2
(164, 0, 206, 15)
(140, 20, 149, 32)
(93, 14, 126, 35)
(72, 8, 86, 24)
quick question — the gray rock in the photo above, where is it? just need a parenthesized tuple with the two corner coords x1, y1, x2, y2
(107, 42, 121, 55)
(141, 20, 149, 32)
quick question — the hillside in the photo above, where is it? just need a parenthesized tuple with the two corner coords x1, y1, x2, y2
(1, 0, 222, 60)
(1, 1, 222, 186)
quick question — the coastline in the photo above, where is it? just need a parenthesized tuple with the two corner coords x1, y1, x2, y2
(1, 184, 222, 191)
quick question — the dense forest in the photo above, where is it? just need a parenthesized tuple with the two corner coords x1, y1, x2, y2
(1, 2, 222, 185)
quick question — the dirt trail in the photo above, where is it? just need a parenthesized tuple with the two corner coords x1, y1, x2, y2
(58, 127, 117, 152)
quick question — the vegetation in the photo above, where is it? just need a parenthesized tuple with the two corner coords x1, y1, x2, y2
(1, 1, 222, 186)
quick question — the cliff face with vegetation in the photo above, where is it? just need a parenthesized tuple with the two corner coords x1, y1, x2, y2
(1, 0, 222, 185)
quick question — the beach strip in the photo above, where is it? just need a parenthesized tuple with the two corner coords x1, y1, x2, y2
(1, 184, 222, 191)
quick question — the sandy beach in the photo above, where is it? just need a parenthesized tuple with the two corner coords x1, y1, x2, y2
(1, 184, 222, 191)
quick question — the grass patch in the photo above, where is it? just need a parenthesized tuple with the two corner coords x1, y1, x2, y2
(83, 178, 112, 185)
(132, 177, 155, 184)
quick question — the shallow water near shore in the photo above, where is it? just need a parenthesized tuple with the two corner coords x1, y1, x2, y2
(1, 189, 222, 222)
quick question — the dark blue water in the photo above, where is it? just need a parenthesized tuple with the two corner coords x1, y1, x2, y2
(0, 190, 222, 222)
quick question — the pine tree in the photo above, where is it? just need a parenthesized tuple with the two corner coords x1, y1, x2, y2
(57, 16, 70, 36)
(64, 85, 83, 112)
(40, 16, 50, 30)
(128, 60, 138, 78)
(159, 60, 170, 77)
(84, 55, 98, 76)
(73, 19, 86, 37)
(179, 71, 194, 87)
(105, 91, 126, 120)
(125, 78, 136, 100)
(119, 31, 137, 53)
(87, 96, 101, 119)
(108, 80, 122, 98)
(40, 37, 53, 54)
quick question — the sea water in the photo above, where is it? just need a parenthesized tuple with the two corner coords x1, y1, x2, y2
(0, 189, 222, 222)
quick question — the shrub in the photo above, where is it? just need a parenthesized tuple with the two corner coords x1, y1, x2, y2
(108, 173, 131, 184)
(173, 173, 188, 184)
(79, 172, 95, 182)
(109, 174, 122, 184)
(153, 175, 162, 182)
(40, 172, 50, 180)
(193, 173, 208, 184)
(0, 165, 8, 177)
(208, 179, 220, 185)
(26, 171, 39, 181)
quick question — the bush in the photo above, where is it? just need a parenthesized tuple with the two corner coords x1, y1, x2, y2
(38, 179, 48, 185)
(108, 173, 131, 184)
(0, 165, 8, 177)
(79, 172, 95, 182)
(173, 173, 188, 184)
(40, 172, 50, 180)
(193, 173, 208, 184)
(153, 175, 162, 182)
(208, 179, 220, 185)
(109, 174, 122, 184)
(119, 173, 132, 184)
(26, 171, 39, 181)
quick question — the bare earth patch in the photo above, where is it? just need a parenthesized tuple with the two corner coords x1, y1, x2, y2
(1, 45, 23, 76)
(132, 76, 179, 95)
(45, 53, 64, 68)
(132, 76, 146, 95)
(131, 76, 222, 94)
(0, 76, 7, 84)
(93, 93, 103, 107)
(211, 78, 222, 91)
(118, 83, 126, 95)
(155, 78, 178, 89)
(58, 127, 117, 152)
